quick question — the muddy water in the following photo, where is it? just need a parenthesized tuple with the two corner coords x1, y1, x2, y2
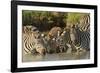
(22, 51, 90, 62)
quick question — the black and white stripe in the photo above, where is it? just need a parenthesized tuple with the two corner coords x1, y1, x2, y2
(23, 33, 36, 54)
(79, 15, 90, 32)
(76, 26, 90, 50)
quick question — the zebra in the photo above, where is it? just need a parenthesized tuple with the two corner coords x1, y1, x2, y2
(52, 29, 72, 53)
(79, 14, 90, 32)
(23, 32, 47, 55)
(48, 27, 62, 39)
(60, 25, 90, 54)
(23, 26, 47, 55)
(23, 25, 38, 54)
(23, 33, 36, 54)
(75, 26, 90, 51)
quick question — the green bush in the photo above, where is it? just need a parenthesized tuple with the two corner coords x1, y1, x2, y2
(22, 10, 89, 31)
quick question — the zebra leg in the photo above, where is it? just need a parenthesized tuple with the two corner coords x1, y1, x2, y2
(70, 43, 77, 53)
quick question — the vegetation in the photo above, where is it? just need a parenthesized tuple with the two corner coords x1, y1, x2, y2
(22, 10, 89, 31)
(67, 13, 83, 25)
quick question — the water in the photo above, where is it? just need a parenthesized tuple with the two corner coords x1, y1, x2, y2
(22, 51, 90, 62)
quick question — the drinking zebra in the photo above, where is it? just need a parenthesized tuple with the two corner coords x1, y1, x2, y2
(60, 25, 90, 53)
(23, 26, 46, 55)
(23, 33, 36, 54)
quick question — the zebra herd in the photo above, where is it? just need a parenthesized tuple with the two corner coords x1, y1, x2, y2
(23, 25, 90, 56)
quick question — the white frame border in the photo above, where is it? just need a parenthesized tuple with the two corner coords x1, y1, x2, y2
(17, 5, 94, 68)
